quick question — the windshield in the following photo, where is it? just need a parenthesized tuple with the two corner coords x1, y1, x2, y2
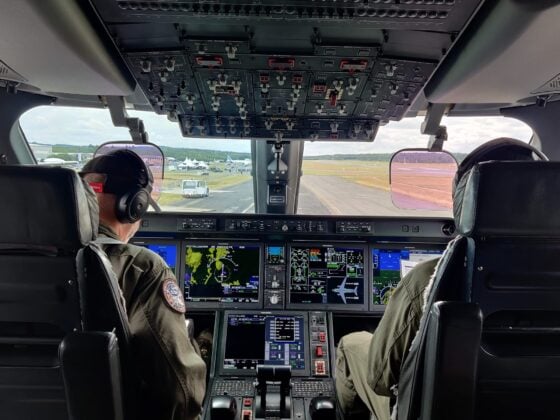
(298, 116, 532, 216)
(20, 106, 532, 216)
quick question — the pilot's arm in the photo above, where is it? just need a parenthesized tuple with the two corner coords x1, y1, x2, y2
(367, 258, 438, 396)
(128, 259, 207, 420)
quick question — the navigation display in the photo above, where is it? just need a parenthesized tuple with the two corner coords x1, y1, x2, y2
(134, 242, 178, 274)
(289, 245, 365, 306)
(184, 244, 260, 303)
(372, 248, 443, 305)
(223, 313, 306, 372)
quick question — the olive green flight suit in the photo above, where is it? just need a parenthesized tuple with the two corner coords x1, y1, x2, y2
(335, 258, 440, 420)
(99, 225, 207, 420)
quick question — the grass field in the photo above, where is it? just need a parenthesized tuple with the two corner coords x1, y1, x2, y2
(302, 160, 390, 191)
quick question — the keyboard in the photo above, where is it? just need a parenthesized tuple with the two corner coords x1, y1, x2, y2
(212, 379, 255, 397)
(291, 380, 334, 397)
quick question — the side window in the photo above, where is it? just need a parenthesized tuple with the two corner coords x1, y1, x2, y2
(19, 106, 255, 213)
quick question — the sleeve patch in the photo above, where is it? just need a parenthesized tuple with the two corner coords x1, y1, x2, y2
(162, 279, 186, 314)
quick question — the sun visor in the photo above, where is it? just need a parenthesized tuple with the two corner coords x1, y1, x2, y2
(425, 1, 560, 105)
(0, 0, 135, 95)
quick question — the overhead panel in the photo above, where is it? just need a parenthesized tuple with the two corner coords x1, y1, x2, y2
(90, 0, 482, 141)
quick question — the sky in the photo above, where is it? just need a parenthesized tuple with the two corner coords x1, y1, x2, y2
(20, 105, 533, 156)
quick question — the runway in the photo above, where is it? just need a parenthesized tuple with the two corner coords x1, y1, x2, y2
(162, 176, 451, 217)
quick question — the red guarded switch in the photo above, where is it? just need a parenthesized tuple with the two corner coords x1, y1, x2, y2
(329, 91, 338, 107)
(314, 360, 326, 375)
(318, 331, 326, 342)
(315, 346, 324, 357)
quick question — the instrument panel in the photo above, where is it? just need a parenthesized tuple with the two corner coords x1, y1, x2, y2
(133, 213, 453, 312)
(132, 213, 452, 418)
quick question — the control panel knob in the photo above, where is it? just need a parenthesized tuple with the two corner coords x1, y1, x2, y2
(270, 294, 279, 305)
(281, 224, 289, 232)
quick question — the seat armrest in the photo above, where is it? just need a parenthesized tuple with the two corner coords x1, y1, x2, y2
(59, 331, 124, 420)
(420, 301, 482, 420)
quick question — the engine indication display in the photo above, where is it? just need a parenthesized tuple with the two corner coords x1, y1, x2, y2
(289, 246, 365, 305)
(184, 244, 260, 303)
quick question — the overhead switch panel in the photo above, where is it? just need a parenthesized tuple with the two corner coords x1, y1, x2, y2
(90, 0, 483, 141)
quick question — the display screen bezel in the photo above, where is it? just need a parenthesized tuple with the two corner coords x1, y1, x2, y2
(286, 242, 369, 312)
(219, 310, 310, 377)
(369, 242, 446, 312)
(182, 241, 263, 309)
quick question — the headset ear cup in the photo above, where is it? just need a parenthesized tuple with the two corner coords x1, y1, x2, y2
(127, 189, 150, 222)
(116, 192, 131, 223)
(116, 189, 150, 223)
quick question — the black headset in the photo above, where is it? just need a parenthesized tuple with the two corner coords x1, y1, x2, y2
(114, 151, 154, 224)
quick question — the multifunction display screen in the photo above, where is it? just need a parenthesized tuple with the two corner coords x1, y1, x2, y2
(289, 246, 365, 305)
(223, 314, 305, 371)
(372, 248, 443, 305)
(184, 244, 260, 303)
(136, 243, 178, 274)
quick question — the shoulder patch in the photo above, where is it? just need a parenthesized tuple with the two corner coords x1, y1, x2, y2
(162, 279, 186, 314)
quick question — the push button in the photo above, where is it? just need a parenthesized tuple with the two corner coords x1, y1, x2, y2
(318, 331, 326, 342)
(243, 398, 253, 407)
(314, 360, 326, 375)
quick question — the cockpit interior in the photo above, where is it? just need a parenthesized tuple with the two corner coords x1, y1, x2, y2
(2, 1, 560, 419)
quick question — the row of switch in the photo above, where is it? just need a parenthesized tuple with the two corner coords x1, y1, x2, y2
(242, 397, 253, 420)
(309, 312, 329, 377)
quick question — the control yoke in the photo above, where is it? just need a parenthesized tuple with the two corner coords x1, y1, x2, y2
(255, 365, 292, 419)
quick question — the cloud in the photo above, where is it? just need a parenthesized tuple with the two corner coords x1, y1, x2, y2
(20, 106, 532, 156)
(303, 116, 532, 155)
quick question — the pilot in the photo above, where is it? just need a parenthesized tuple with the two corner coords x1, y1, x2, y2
(335, 138, 547, 420)
(80, 149, 207, 420)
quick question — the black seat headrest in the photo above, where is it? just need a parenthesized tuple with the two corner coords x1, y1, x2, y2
(0, 165, 99, 249)
(457, 161, 560, 237)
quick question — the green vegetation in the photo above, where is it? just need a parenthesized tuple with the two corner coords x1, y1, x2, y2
(46, 153, 76, 161)
(51, 145, 97, 154)
(158, 193, 183, 206)
(163, 171, 250, 191)
(304, 153, 393, 161)
(158, 146, 250, 162)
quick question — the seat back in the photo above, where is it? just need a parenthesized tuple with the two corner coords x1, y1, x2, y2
(0, 166, 97, 419)
(459, 162, 560, 419)
(0, 165, 136, 420)
(399, 161, 560, 420)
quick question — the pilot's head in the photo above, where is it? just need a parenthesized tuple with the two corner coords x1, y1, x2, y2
(81, 149, 154, 241)
(452, 137, 548, 221)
